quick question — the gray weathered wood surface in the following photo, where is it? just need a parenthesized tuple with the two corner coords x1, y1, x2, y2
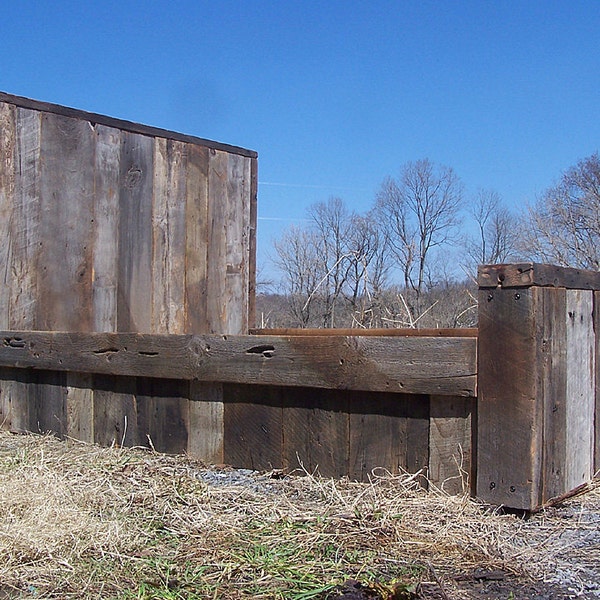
(0, 95, 256, 337)
(0, 330, 477, 396)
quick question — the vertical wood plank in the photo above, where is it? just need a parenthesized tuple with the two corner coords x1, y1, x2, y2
(152, 138, 187, 334)
(477, 286, 543, 509)
(93, 124, 121, 332)
(563, 289, 595, 489)
(33, 370, 67, 437)
(11, 108, 42, 330)
(0, 102, 16, 329)
(38, 112, 95, 331)
(429, 396, 474, 495)
(247, 156, 258, 330)
(349, 392, 409, 480)
(206, 149, 228, 334)
(282, 388, 349, 478)
(93, 375, 138, 447)
(117, 132, 154, 333)
(184, 144, 209, 334)
(541, 288, 568, 499)
(224, 153, 249, 335)
(223, 383, 283, 471)
(66, 372, 94, 442)
(187, 381, 224, 464)
(136, 378, 189, 454)
(595, 291, 600, 476)
(0, 368, 32, 432)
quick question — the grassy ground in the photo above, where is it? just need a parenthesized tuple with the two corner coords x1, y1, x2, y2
(0, 431, 598, 599)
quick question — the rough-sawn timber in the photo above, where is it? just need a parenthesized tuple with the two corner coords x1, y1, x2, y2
(0, 331, 477, 397)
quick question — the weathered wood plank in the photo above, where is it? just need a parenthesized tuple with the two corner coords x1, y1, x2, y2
(206, 149, 229, 334)
(247, 156, 258, 330)
(349, 392, 410, 480)
(251, 328, 478, 337)
(184, 144, 209, 334)
(93, 375, 138, 447)
(11, 108, 42, 330)
(223, 384, 283, 471)
(540, 288, 568, 500)
(0, 91, 257, 159)
(223, 153, 250, 335)
(282, 387, 349, 478)
(477, 286, 543, 509)
(152, 138, 187, 334)
(137, 378, 189, 454)
(33, 370, 66, 436)
(563, 289, 595, 490)
(38, 112, 95, 331)
(0, 331, 477, 396)
(92, 124, 121, 332)
(0, 367, 32, 432)
(117, 131, 154, 332)
(0, 101, 15, 329)
(66, 372, 94, 442)
(429, 395, 474, 495)
(478, 263, 600, 290)
(595, 291, 600, 475)
(187, 381, 224, 464)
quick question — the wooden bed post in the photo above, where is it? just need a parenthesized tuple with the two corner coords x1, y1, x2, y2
(477, 263, 599, 510)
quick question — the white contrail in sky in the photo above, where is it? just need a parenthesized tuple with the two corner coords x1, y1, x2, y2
(258, 181, 369, 192)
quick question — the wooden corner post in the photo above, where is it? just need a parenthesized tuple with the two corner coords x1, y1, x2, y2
(477, 263, 599, 510)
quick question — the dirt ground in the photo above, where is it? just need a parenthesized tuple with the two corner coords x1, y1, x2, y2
(1, 431, 599, 599)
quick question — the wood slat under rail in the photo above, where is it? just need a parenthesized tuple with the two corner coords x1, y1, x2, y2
(0, 331, 477, 397)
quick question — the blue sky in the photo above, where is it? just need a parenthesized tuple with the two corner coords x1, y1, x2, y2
(2, 1, 600, 278)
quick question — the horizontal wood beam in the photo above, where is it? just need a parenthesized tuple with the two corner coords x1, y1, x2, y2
(478, 263, 600, 290)
(0, 331, 477, 397)
(250, 328, 478, 337)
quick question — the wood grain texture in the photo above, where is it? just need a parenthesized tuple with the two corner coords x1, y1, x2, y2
(0, 91, 257, 159)
(478, 263, 600, 290)
(137, 377, 189, 454)
(563, 289, 595, 490)
(117, 131, 154, 332)
(0, 331, 477, 396)
(184, 144, 209, 334)
(33, 370, 66, 436)
(0, 102, 15, 329)
(152, 138, 187, 334)
(477, 286, 543, 509)
(66, 371, 94, 442)
(429, 395, 474, 495)
(92, 124, 121, 332)
(11, 108, 42, 330)
(38, 112, 95, 331)
(93, 374, 138, 447)
(349, 392, 411, 479)
(0, 367, 31, 432)
(540, 288, 568, 500)
(247, 157, 258, 330)
(187, 381, 224, 464)
(251, 328, 478, 337)
(595, 291, 600, 475)
(282, 387, 349, 478)
(223, 383, 283, 470)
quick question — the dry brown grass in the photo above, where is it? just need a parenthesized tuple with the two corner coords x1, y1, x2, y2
(0, 430, 598, 599)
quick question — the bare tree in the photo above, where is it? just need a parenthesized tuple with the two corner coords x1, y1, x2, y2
(273, 198, 391, 328)
(375, 159, 464, 318)
(464, 189, 520, 271)
(521, 154, 600, 270)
